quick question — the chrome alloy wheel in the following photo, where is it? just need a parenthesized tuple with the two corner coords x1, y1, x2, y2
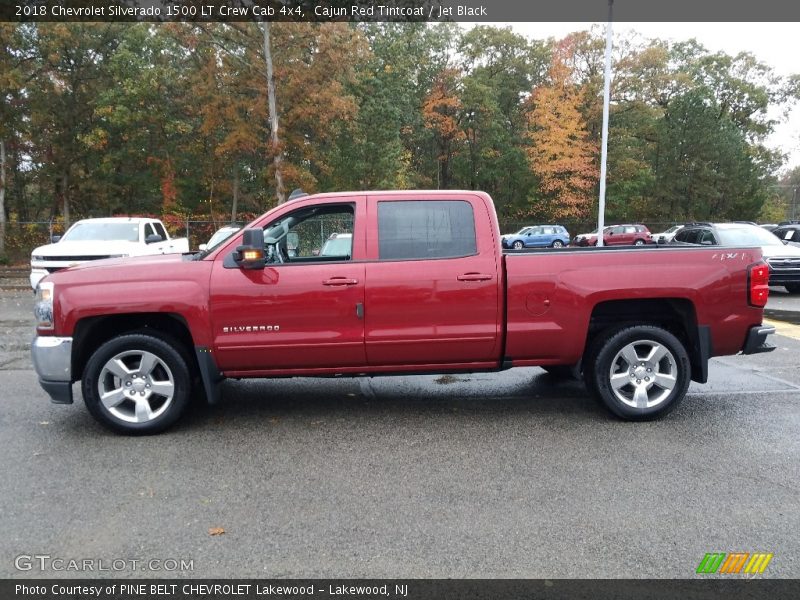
(97, 350, 175, 423)
(607, 340, 677, 409)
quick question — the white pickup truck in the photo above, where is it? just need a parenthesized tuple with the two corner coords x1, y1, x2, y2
(30, 217, 190, 289)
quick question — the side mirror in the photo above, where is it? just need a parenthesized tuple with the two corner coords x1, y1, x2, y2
(51, 235, 61, 243)
(145, 234, 163, 244)
(198, 243, 208, 251)
(233, 228, 265, 270)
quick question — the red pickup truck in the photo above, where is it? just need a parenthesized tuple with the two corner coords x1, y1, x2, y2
(32, 191, 775, 434)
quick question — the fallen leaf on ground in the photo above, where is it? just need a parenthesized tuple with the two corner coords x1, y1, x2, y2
(208, 527, 225, 536)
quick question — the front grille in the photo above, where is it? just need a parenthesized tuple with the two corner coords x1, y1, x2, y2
(40, 255, 113, 261)
(766, 257, 800, 271)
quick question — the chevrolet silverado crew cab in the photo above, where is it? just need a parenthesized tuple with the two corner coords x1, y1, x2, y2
(30, 217, 190, 289)
(31, 191, 775, 434)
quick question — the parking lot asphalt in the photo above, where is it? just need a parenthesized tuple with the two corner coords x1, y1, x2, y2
(1, 286, 799, 579)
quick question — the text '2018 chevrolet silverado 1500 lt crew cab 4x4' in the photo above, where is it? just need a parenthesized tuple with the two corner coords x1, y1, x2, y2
(31, 191, 775, 434)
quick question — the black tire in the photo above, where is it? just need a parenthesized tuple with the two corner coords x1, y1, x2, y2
(542, 365, 576, 379)
(82, 333, 193, 434)
(634, 239, 646, 246)
(551, 240, 565, 248)
(513, 240, 524, 250)
(785, 283, 800, 294)
(584, 325, 690, 420)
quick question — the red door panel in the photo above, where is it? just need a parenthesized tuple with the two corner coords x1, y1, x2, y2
(209, 262, 366, 371)
(364, 258, 499, 365)
(363, 194, 502, 367)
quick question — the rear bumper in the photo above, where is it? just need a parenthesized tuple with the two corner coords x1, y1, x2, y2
(31, 336, 74, 404)
(742, 325, 776, 355)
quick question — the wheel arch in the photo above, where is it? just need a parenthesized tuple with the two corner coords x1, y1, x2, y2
(585, 298, 709, 383)
(72, 313, 197, 382)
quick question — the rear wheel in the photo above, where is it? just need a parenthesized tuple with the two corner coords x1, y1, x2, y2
(584, 325, 690, 420)
(785, 283, 800, 294)
(551, 240, 565, 248)
(82, 333, 192, 434)
(513, 240, 524, 250)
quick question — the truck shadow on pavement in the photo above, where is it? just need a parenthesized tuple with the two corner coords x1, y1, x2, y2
(173, 370, 618, 432)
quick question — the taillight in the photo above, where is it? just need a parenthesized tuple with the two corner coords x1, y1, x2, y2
(748, 262, 770, 307)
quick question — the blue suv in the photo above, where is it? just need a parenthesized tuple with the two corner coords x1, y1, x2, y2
(502, 225, 571, 249)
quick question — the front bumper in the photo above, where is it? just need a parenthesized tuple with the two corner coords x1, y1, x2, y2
(31, 336, 74, 404)
(742, 325, 776, 355)
(30, 268, 48, 290)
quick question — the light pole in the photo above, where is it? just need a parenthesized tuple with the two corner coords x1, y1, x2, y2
(597, 0, 614, 247)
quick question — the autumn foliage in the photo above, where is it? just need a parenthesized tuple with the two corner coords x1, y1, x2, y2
(526, 37, 599, 219)
(423, 68, 466, 189)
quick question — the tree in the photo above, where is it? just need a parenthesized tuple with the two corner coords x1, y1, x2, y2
(525, 38, 598, 219)
(455, 26, 549, 215)
(654, 88, 768, 221)
(423, 67, 464, 189)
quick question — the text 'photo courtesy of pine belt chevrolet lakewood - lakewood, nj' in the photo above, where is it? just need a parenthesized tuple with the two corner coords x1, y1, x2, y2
(31, 190, 776, 434)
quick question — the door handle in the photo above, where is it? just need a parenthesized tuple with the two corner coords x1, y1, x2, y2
(322, 277, 359, 286)
(457, 273, 493, 282)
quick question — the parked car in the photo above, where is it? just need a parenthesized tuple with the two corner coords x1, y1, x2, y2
(652, 224, 685, 244)
(198, 225, 241, 251)
(31, 190, 774, 434)
(30, 217, 190, 289)
(572, 224, 653, 247)
(760, 223, 779, 232)
(320, 232, 353, 257)
(771, 223, 800, 248)
(502, 225, 570, 249)
(671, 222, 800, 293)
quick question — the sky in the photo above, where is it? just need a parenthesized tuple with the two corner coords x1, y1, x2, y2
(500, 22, 800, 173)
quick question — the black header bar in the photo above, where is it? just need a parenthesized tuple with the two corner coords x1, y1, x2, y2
(2, 0, 800, 23)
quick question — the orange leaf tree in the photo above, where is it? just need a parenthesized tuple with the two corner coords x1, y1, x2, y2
(526, 38, 599, 220)
(423, 67, 466, 189)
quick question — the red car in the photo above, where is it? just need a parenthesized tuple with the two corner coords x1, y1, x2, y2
(32, 191, 773, 433)
(572, 224, 653, 246)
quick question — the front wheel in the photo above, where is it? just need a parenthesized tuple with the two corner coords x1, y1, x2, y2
(585, 325, 690, 420)
(82, 333, 192, 434)
(634, 239, 646, 246)
(513, 241, 524, 250)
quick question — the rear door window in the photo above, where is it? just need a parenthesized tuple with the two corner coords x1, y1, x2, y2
(378, 200, 477, 260)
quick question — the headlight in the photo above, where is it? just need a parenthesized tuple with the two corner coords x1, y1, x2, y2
(32, 255, 44, 261)
(34, 282, 54, 330)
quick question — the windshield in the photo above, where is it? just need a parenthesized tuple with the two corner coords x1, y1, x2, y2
(664, 225, 682, 234)
(716, 226, 785, 247)
(206, 227, 240, 250)
(62, 222, 139, 242)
